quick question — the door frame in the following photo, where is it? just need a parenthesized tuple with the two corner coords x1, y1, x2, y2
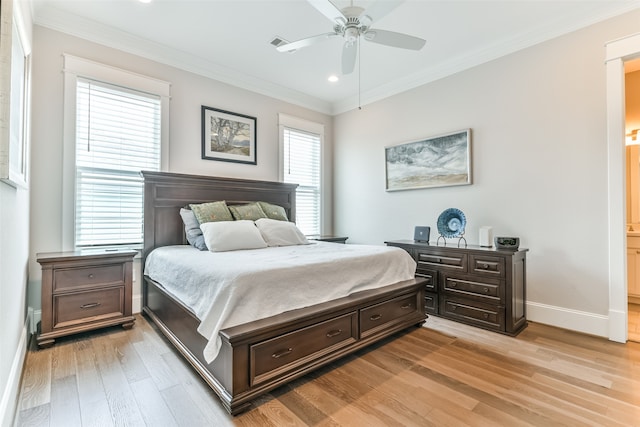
(606, 32, 640, 343)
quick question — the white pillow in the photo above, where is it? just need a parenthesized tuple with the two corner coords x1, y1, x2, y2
(200, 220, 267, 252)
(255, 218, 310, 247)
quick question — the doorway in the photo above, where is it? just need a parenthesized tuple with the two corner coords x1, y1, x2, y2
(606, 33, 640, 344)
(626, 59, 640, 342)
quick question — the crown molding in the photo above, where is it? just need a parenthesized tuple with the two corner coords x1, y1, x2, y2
(33, 6, 333, 115)
(331, 2, 640, 115)
(33, 2, 640, 116)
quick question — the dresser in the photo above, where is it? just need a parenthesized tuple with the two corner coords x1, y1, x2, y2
(37, 249, 138, 348)
(385, 240, 527, 335)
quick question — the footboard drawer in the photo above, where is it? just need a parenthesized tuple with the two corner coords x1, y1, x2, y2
(360, 292, 422, 338)
(250, 312, 358, 386)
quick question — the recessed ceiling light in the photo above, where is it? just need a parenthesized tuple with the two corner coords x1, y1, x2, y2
(328, 75, 339, 83)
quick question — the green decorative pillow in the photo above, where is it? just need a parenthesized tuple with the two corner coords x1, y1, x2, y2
(229, 202, 267, 221)
(189, 201, 233, 224)
(258, 201, 288, 221)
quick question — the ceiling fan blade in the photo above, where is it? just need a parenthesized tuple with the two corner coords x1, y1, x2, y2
(342, 42, 357, 75)
(276, 32, 338, 52)
(364, 29, 426, 50)
(359, 0, 404, 24)
(307, 0, 347, 25)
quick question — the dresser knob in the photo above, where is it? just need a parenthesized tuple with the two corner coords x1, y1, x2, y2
(483, 313, 489, 319)
(484, 288, 489, 293)
(88, 274, 94, 279)
(450, 282, 457, 287)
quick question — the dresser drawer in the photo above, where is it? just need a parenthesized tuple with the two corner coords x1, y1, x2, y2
(469, 255, 505, 278)
(360, 292, 421, 337)
(53, 264, 125, 292)
(440, 296, 505, 332)
(425, 292, 438, 314)
(442, 274, 504, 303)
(415, 268, 437, 292)
(250, 312, 357, 386)
(417, 250, 466, 272)
(53, 287, 125, 329)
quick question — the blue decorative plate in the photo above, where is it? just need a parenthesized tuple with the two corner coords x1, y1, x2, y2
(437, 208, 467, 238)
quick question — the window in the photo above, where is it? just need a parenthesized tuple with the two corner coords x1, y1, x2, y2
(62, 55, 170, 249)
(74, 79, 161, 247)
(279, 114, 323, 236)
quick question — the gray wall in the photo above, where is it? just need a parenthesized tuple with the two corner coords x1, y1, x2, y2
(333, 9, 640, 336)
(0, 1, 32, 424)
(28, 26, 334, 313)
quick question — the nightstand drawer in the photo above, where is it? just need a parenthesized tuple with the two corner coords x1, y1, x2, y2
(54, 264, 125, 292)
(53, 287, 125, 328)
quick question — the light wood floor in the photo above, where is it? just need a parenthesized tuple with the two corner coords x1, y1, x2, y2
(14, 314, 640, 426)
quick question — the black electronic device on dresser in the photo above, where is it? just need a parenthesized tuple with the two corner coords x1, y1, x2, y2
(385, 240, 528, 336)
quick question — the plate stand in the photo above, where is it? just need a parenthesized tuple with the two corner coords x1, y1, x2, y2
(436, 232, 468, 248)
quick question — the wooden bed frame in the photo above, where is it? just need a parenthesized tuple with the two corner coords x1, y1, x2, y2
(141, 171, 427, 415)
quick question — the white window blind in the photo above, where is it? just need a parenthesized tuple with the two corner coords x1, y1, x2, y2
(283, 127, 321, 236)
(75, 78, 161, 247)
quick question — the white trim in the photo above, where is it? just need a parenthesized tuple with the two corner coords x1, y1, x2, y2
(278, 113, 325, 235)
(0, 311, 31, 427)
(61, 55, 170, 250)
(605, 32, 640, 343)
(132, 295, 142, 314)
(526, 301, 609, 338)
(33, 3, 640, 115)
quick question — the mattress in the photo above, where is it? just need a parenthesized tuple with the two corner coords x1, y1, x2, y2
(144, 241, 417, 363)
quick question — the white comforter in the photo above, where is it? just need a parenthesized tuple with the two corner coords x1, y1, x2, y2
(144, 242, 416, 363)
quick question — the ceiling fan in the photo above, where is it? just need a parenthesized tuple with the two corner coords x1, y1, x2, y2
(276, 0, 426, 75)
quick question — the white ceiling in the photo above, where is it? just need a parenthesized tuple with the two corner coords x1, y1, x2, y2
(29, 0, 640, 114)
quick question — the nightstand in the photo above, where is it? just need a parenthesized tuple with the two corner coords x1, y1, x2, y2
(37, 249, 138, 348)
(308, 235, 349, 244)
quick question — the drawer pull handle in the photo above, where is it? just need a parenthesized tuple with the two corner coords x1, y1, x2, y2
(484, 288, 489, 293)
(272, 348, 293, 359)
(483, 313, 489, 319)
(451, 305, 457, 311)
(370, 314, 382, 321)
(326, 329, 343, 338)
(80, 302, 101, 309)
(88, 274, 94, 279)
(450, 282, 457, 287)
(401, 303, 412, 310)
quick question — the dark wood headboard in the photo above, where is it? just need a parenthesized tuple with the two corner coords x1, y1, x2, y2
(142, 171, 298, 260)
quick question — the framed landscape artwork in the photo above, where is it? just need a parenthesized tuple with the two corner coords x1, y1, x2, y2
(201, 105, 257, 165)
(385, 129, 471, 191)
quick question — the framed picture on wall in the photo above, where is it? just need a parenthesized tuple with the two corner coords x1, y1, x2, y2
(201, 105, 257, 165)
(0, 0, 31, 188)
(385, 129, 471, 191)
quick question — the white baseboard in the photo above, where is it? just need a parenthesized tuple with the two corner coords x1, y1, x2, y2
(133, 294, 142, 314)
(0, 310, 31, 427)
(526, 301, 609, 338)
